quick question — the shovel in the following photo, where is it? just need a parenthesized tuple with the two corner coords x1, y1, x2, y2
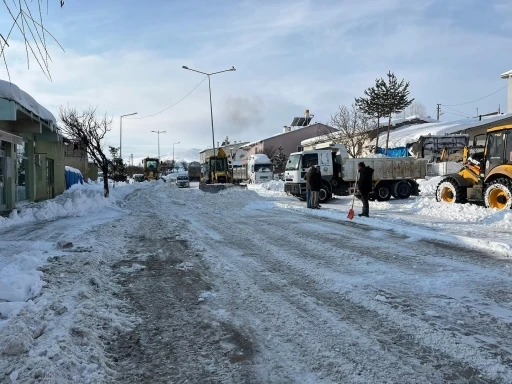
(347, 173, 358, 220)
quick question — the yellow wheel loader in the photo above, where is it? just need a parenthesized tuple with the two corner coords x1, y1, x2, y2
(436, 125, 512, 209)
(143, 157, 162, 181)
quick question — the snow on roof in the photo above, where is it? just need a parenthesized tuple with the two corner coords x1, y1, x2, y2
(500, 69, 512, 79)
(382, 115, 438, 127)
(371, 113, 512, 148)
(251, 154, 272, 163)
(0, 80, 56, 124)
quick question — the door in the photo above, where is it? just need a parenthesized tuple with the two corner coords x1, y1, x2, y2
(484, 131, 506, 176)
(301, 153, 318, 180)
(0, 154, 5, 209)
(506, 130, 512, 164)
(46, 158, 54, 199)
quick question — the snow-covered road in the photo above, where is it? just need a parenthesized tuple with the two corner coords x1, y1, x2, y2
(1, 181, 512, 383)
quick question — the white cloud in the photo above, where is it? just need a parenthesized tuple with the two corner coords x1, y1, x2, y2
(1, 0, 510, 160)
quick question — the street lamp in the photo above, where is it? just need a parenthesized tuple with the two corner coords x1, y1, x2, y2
(120, 112, 137, 159)
(173, 141, 180, 170)
(182, 65, 236, 175)
(151, 130, 166, 159)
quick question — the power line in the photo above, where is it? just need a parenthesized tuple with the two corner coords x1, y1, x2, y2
(443, 83, 509, 107)
(443, 111, 470, 119)
(442, 105, 471, 117)
(126, 76, 208, 120)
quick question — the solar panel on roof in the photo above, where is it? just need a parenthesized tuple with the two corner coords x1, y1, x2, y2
(290, 117, 312, 126)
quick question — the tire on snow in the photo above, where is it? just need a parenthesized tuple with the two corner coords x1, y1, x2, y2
(484, 178, 512, 210)
(393, 180, 412, 199)
(435, 178, 466, 204)
(319, 184, 331, 204)
(375, 183, 391, 201)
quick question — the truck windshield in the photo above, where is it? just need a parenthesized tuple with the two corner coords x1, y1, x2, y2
(255, 164, 272, 172)
(285, 154, 301, 171)
(177, 176, 188, 180)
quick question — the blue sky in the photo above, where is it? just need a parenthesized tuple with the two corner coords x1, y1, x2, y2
(1, 0, 511, 161)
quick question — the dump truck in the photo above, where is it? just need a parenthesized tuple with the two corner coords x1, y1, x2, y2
(284, 143, 427, 204)
(188, 161, 201, 181)
(142, 157, 162, 181)
(232, 154, 273, 184)
(435, 125, 512, 209)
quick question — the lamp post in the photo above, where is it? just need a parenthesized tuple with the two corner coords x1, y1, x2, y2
(151, 130, 166, 160)
(120, 112, 137, 159)
(173, 141, 180, 171)
(182, 65, 236, 175)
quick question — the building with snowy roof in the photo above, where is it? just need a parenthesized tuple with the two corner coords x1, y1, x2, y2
(369, 112, 512, 157)
(0, 80, 66, 212)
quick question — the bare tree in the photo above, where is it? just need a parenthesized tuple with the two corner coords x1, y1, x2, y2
(262, 146, 277, 159)
(406, 101, 427, 118)
(318, 105, 373, 158)
(59, 107, 112, 197)
(181, 160, 189, 171)
(1, 1, 64, 80)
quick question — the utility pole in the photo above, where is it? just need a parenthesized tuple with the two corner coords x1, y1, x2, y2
(436, 104, 441, 121)
(151, 130, 166, 159)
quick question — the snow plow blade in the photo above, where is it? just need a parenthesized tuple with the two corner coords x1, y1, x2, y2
(199, 184, 247, 193)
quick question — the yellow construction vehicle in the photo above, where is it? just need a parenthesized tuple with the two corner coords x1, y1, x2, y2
(436, 125, 512, 209)
(142, 157, 162, 181)
(202, 148, 232, 184)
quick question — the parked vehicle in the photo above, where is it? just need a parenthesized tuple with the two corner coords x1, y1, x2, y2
(176, 175, 190, 188)
(232, 154, 273, 184)
(188, 161, 201, 181)
(133, 174, 144, 182)
(284, 143, 427, 204)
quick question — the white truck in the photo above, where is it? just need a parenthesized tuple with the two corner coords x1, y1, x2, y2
(284, 143, 427, 203)
(232, 154, 273, 184)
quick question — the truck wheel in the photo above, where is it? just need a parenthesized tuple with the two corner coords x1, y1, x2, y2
(393, 180, 412, 199)
(375, 184, 391, 201)
(484, 178, 512, 209)
(319, 184, 331, 203)
(436, 178, 466, 204)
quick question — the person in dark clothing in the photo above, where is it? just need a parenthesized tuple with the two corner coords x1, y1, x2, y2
(357, 162, 374, 217)
(304, 163, 315, 208)
(310, 166, 322, 209)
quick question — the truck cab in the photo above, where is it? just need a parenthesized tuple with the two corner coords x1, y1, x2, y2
(248, 154, 273, 184)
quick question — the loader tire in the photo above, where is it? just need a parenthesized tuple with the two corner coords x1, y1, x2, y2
(436, 178, 466, 204)
(375, 184, 391, 201)
(484, 178, 512, 210)
(393, 180, 412, 199)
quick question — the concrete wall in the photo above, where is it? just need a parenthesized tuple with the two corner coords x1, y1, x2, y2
(34, 140, 65, 201)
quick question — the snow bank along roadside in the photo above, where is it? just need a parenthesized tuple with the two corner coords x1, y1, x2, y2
(0, 182, 153, 382)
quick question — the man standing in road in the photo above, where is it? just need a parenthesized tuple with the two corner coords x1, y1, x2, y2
(357, 161, 374, 217)
(310, 166, 322, 209)
(304, 162, 315, 208)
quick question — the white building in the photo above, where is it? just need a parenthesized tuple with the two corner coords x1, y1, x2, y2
(501, 69, 512, 113)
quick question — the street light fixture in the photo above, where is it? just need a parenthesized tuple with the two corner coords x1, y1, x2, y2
(173, 141, 180, 170)
(182, 65, 236, 176)
(120, 112, 137, 159)
(151, 130, 166, 160)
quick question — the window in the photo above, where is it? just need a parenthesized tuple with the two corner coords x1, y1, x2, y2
(507, 131, 512, 163)
(301, 153, 318, 168)
(487, 132, 504, 159)
(15, 143, 27, 202)
(285, 154, 301, 171)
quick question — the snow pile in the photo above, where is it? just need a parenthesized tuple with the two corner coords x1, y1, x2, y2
(364, 153, 388, 158)
(64, 166, 82, 174)
(417, 177, 443, 196)
(0, 182, 143, 229)
(0, 80, 56, 123)
(260, 180, 285, 191)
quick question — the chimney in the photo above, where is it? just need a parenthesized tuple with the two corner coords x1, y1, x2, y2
(500, 69, 512, 113)
(283, 125, 288, 133)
